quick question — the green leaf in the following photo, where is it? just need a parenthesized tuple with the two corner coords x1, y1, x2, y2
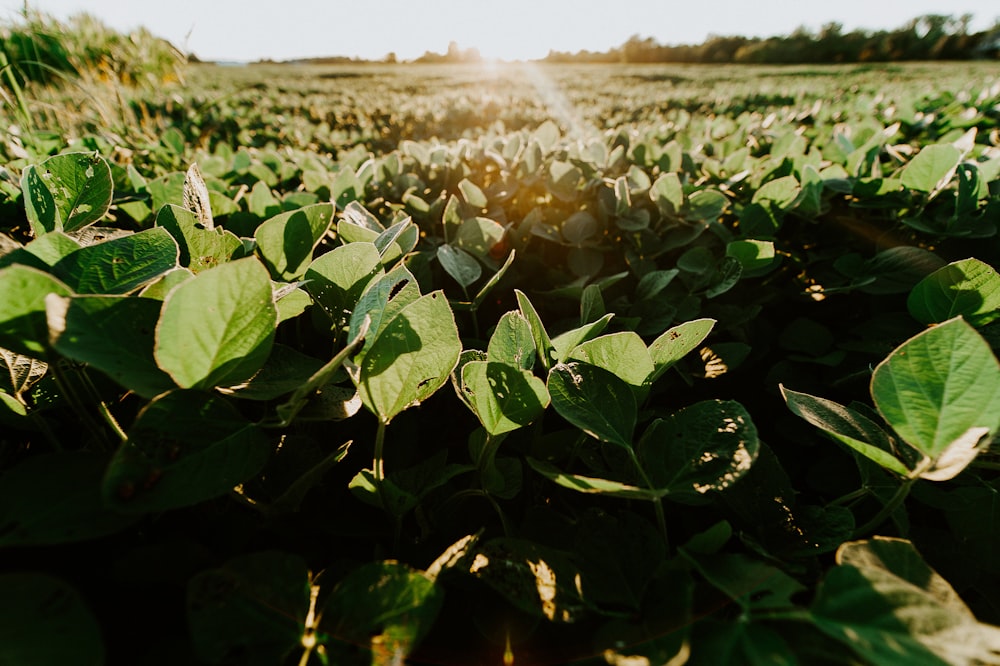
(21, 152, 112, 235)
(569, 331, 655, 396)
(455, 216, 505, 263)
(460, 361, 549, 435)
(907, 258, 1000, 327)
(638, 400, 759, 498)
(811, 537, 1000, 665)
(320, 561, 443, 661)
(871, 317, 1000, 475)
(516, 289, 557, 371)
(752, 175, 800, 209)
(103, 390, 272, 513)
(547, 361, 636, 449)
(900, 144, 962, 194)
(348, 265, 421, 356)
(647, 318, 715, 383)
(651, 172, 684, 217)
(487, 311, 536, 370)
(187, 551, 310, 665)
(468, 538, 591, 622)
(437, 244, 481, 290)
(304, 241, 383, 326)
(726, 239, 776, 274)
(458, 178, 488, 208)
(0, 265, 73, 357)
(356, 291, 461, 424)
(254, 203, 334, 280)
(0, 573, 104, 666)
(47, 295, 174, 399)
(685, 188, 729, 221)
(0, 452, 137, 547)
(781, 386, 913, 477)
(52, 227, 178, 294)
(154, 258, 277, 390)
(526, 457, 663, 500)
(22, 232, 80, 266)
(550, 313, 614, 363)
(155, 204, 243, 273)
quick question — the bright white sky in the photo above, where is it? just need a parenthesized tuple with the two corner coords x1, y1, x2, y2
(1, 0, 997, 62)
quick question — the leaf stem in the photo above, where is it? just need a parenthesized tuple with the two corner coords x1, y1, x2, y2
(373, 418, 389, 514)
(852, 476, 917, 538)
(629, 448, 670, 552)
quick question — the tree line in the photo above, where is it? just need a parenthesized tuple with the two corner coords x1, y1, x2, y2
(544, 14, 1000, 64)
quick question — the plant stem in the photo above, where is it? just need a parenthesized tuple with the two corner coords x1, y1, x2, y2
(629, 448, 670, 552)
(373, 418, 389, 514)
(852, 476, 917, 538)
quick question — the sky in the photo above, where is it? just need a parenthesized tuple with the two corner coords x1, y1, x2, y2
(1, 0, 997, 63)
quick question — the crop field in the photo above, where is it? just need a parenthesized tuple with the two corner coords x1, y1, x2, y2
(2, 52, 1000, 666)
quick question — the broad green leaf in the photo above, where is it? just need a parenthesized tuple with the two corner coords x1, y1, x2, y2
(550, 313, 614, 363)
(154, 257, 277, 390)
(254, 203, 334, 280)
(103, 390, 272, 513)
(458, 178, 488, 208)
(685, 188, 728, 221)
(374, 217, 419, 264)
(137, 267, 193, 300)
(638, 400, 759, 498)
(562, 211, 598, 245)
(0, 452, 137, 547)
(155, 204, 243, 273)
(0, 265, 73, 356)
(21, 152, 112, 235)
(460, 361, 549, 435)
(0, 573, 104, 666)
(22, 232, 80, 266)
(516, 289, 556, 371)
(487, 311, 536, 370)
(455, 216, 505, 263)
(20, 164, 58, 237)
(647, 318, 716, 383)
(780, 386, 913, 477)
(52, 227, 178, 294)
(356, 291, 461, 424)
(320, 561, 443, 661)
(871, 317, 1000, 468)
(331, 166, 363, 210)
(569, 331, 655, 396)
(526, 457, 663, 500)
(187, 552, 310, 665)
(900, 144, 962, 194)
(468, 538, 591, 622)
(547, 361, 636, 449)
(651, 172, 684, 217)
(635, 269, 680, 301)
(726, 239, 776, 274)
(811, 538, 1000, 665)
(907, 258, 1000, 327)
(348, 265, 421, 356)
(680, 551, 806, 613)
(305, 241, 383, 326)
(47, 295, 174, 399)
(437, 244, 481, 289)
(752, 175, 800, 209)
